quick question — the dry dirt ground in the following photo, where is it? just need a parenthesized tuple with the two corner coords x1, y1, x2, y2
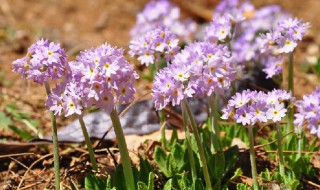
(0, 0, 320, 189)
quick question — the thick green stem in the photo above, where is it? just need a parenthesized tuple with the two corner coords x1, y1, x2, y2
(208, 93, 221, 152)
(44, 81, 60, 190)
(276, 122, 285, 177)
(248, 125, 258, 190)
(181, 103, 198, 183)
(182, 99, 212, 190)
(110, 108, 136, 190)
(78, 116, 98, 171)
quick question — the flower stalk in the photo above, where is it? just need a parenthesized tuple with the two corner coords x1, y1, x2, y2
(78, 115, 98, 171)
(248, 125, 258, 190)
(110, 108, 136, 190)
(181, 102, 198, 183)
(182, 99, 212, 190)
(208, 93, 221, 152)
(44, 81, 60, 190)
(276, 122, 285, 177)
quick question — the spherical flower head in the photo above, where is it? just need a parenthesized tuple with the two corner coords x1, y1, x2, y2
(152, 41, 235, 110)
(46, 43, 139, 116)
(12, 39, 68, 84)
(130, 0, 197, 41)
(205, 14, 233, 42)
(258, 17, 310, 55)
(294, 87, 320, 138)
(129, 27, 180, 66)
(222, 89, 292, 126)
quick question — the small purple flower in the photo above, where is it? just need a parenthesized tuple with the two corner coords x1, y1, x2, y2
(294, 88, 320, 138)
(257, 17, 310, 77)
(129, 27, 180, 66)
(152, 41, 235, 110)
(46, 44, 139, 116)
(12, 39, 68, 84)
(222, 89, 292, 126)
(266, 103, 287, 122)
(130, 0, 197, 41)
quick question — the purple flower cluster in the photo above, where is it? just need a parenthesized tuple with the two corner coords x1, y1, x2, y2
(12, 39, 68, 84)
(221, 89, 293, 126)
(130, 0, 196, 41)
(259, 18, 310, 54)
(46, 44, 139, 116)
(205, 0, 249, 43)
(294, 88, 320, 138)
(129, 27, 180, 66)
(205, 14, 237, 43)
(152, 42, 235, 110)
(204, 0, 293, 79)
(258, 18, 310, 78)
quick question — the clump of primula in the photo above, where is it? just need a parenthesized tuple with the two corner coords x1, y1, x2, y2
(294, 87, 320, 138)
(46, 44, 139, 116)
(205, 0, 291, 80)
(152, 41, 235, 110)
(129, 27, 180, 66)
(205, 1, 245, 43)
(221, 89, 293, 126)
(258, 17, 310, 78)
(130, 0, 196, 41)
(12, 39, 68, 84)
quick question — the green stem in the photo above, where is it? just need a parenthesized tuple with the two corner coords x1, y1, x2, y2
(182, 99, 212, 190)
(208, 93, 221, 152)
(44, 81, 60, 190)
(159, 110, 167, 145)
(248, 125, 258, 190)
(181, 103, 198, 183)
(276, 122, 285, 177)
(288, 52, 294, 95)
(110, 108, 136, 190)
(288, 53, 294, 133)
(297, 127, 302, 159)
(78, 115, 98, 171)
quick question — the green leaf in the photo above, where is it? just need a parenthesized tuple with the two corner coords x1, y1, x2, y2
(85, 173, 106, 190)
(137, 181, 148, 190)
(192, 179, 205, 190)
(176, 173, 190, 190)
(112, 164, 127, 190)
(8, 125, 33, 140)
(172, 143, 186, 172)
(138, 155, 153, 184)
(224, 145, 239, 173)
(213, 179, 221, 190)
(0, 112, 12, 130)
(236, 183, 250, 190)
(214, 152, 225, 180)
(164, 179, 173, 190)
(154, 146, 171, 177)
(147, 172, 155, 190)
(229, 168, 243, 181)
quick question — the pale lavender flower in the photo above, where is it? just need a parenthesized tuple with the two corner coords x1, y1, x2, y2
(46, 44, 138, 116)
(129, 27, 180, 66)
(130, 0, 197, 41)
(12, 39, 68, 84)
(266, 102, 287, 122)
(222, 89, 292, 126)
(152, 41, 235, 110)
(294, 88, 320, 138)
